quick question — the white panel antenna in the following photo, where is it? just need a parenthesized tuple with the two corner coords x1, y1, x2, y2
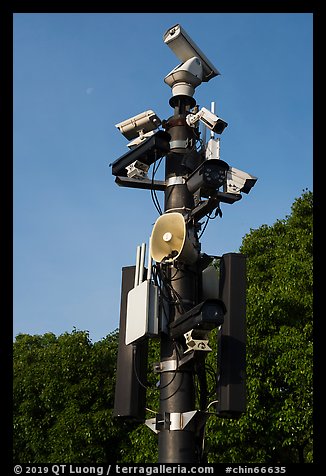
(125, 242, 159, 345)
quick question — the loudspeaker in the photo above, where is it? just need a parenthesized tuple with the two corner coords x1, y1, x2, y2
(150, 212, 198, 264)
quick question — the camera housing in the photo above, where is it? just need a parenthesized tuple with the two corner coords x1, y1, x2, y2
(169, 299, 225, 339)
(186, 107, 228, 135)
(224, 167, 258, 195)
(164, 57, 203, 98)
(111, 130, 171, 177)
(186, 159, 229, 197)
(115, 110, 162, 141)
(163, 24, 220, 82)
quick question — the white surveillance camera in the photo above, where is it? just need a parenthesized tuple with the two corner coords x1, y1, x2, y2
(115, 110, 161, 141)
(126, 160, 149, 179)
(224, 167, 258, 195)
(163, 24, 220, 83)
(164, 57, 203, 97)
(186, 107, 228, 134)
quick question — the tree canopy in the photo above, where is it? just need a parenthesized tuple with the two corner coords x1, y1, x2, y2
(204, 189, 313, 463)
(13, 190, 313, 463)
(13, 329, 126, 463)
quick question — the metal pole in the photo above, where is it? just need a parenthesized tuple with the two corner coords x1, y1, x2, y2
(158, 97, 201, 463)
(111, 23, 253, 465)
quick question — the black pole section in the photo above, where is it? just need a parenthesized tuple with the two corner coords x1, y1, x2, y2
(158, 97, 201, 463)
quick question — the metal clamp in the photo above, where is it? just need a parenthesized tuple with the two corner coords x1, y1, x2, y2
(169, 138, 194, 150)
(145, 410, 197, 434)
(184, 330, 212, 353)
(166, 176, 186, 187)
(153, 360, 178, 373)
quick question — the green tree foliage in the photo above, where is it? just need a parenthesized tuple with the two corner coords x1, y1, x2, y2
(13, 190, 313, 463)
(13, 328, 162, 463)
(204, 190, 313, 463)
(13, 329, 128, 463)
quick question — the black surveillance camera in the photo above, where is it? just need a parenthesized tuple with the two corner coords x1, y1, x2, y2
(110, 130, 171, 177)
(169, 298, 225, 339)
(186, 159, 229, 198)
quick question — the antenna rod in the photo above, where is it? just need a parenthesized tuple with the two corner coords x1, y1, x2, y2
(139, 242, 146, 285)
(210, 101, 215, 138)
(147, 240, 152, 280)
(134, 245, 141, 287)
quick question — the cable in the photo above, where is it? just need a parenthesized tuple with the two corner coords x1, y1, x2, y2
(160, 265, 187, 313)
(195, 356, 208, 411)
(198, 204, 222, 239)
(132, 345, 148, 390)
(206, 399, 219, 410)
(132, 338, 185, 398)
(193, 352, 209, 464)
(166, 282, 186, 314)
(158, 342, 181, 393)
(150, 154, 163, 215)
(205, 364, 218, 398)
(153, 264, 173, 307)
(198, 214, 211, 239)
(155, 264, 186, 314)
(169, 266, 181, 281)
(145, 407, 158, 415)
(159, 371, 185, 401)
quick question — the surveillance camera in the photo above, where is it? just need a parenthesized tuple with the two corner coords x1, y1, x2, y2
(163, 24, 220, 83)
(186, 159, 229, 197)
(111, 130, 171, 177)
(186, 107, 228, 134)
(115, 110, 162, 141)
(169, 299, 225, 339)
(164, 57, 203, 97)
(125, 160, 149, 179)
(224, 167, 258, 194)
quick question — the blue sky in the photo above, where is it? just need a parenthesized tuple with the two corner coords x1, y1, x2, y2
(13, 13, 313, 343)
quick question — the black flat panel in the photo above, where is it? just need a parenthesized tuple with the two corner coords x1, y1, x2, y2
(217, 253, 246, 417)
(113, 266, 148, 421)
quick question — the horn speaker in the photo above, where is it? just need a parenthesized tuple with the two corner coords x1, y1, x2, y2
(150, 212, 198, 264)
